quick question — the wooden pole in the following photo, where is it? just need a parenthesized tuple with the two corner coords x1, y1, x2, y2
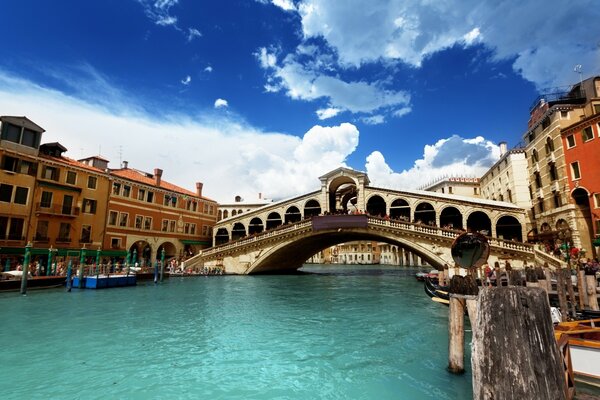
(557, 267, 569, 322)
(565, 268, 577, 318)
(587, 274, 599, 311)
(472, 287, 567, 400)
(448, 294, 465, 374)
(577, 268, 587, 309)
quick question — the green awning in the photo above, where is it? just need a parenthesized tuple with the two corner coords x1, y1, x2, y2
(100, 250, 128, 257)
(180, 239, 211, 245)
(593, 238, 600, 246)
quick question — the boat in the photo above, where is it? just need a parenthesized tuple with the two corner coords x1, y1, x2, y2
(1, 271, 65, 292)
(416, 269, 439, 282)
(424, 277, 450, 305)
(555, 318, 600, 388)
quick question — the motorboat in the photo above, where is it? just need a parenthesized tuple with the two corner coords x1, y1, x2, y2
(555, 318, 600, 388)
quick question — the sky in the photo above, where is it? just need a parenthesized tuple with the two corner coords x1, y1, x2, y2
(0, 0, 598, 202)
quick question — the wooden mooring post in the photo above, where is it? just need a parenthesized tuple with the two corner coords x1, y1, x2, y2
(447, 275, 478, 374)
(472, 287, 567, 400)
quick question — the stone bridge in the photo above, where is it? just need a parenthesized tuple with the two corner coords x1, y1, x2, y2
(185, 168, 553, 274)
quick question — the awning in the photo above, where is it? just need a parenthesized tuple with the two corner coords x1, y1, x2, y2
(593, 238, 600, 246)
(180, 239, 211, 246)
(99, 250, 128, 257)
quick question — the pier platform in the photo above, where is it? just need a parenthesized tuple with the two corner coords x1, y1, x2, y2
(72, 274, 136, 289)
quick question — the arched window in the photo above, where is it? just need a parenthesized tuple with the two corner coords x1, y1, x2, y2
(285, 206, 301, 223)
(366, 195, 386, 217)
(304, 200, 321, 217)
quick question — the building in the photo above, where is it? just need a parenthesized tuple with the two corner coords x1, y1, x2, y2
(522, 77, 594, 250)
(560, 76, 600, 255)
(105, 163, 218, 265)
(479, 143, 533, 236)
(421, 177, 481, 198)
(217, 194, 272, 221)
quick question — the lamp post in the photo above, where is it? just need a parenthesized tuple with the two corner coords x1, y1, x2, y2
(558, 229, 577, 318)
(20, 242, 32, 295)
(125, 250, 131, 276)
(78, 245, 87, 289)
(95, 248, 101, 275)
(160, 248, 165, 282)
(47, 246, 57, 276)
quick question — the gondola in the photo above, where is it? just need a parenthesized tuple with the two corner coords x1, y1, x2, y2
(424, 277, 450, 304)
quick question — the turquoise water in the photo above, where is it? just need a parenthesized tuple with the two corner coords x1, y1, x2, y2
(1, 265, 472, 399)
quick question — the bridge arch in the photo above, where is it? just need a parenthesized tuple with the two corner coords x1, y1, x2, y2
(215, 227, 229, 245)
(414, 202, 436, 226)
(390, 198, 410, 220)
(304, 199, 321, 217)
(246, 228, 448, 274)
(231, 222, 246, 241)
(495, 215, 522, 241)
(328, 175, 358, 212)
(266, 212, 283, 230)
(248, 217, 264, 235)
(440, 206, 463, 230)
(467, 210, 492, 236)
(366, 195, 386, 217)
(285, 206, 302, 224)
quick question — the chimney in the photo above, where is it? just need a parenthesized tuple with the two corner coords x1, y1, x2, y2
(196, 182, 203, 197)
(154, 168, 163, 187)
(499, 141, 507, 156)
(122, 160, 128, 169)
(258, 192, 262, 200)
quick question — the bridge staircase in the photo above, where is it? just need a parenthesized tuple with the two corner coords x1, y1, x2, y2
(533, 248, 566, 269)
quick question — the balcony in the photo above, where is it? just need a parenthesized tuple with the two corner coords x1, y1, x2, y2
(36, 203, 80, 217)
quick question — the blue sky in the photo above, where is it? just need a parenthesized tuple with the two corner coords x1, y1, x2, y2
(0, 0, 598, 202)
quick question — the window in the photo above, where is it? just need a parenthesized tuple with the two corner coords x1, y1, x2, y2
(14, 187, 28, 205)
(531, 149, 539, 163)
(42, 166, 59, 181)
(184, 223, 190, 234)
(58, 222, 71, 241)
(19, 160, 37, 176)
(62, 195, 73, 215)
(81, 225, 92, 243)
(35, 220, 49, 241)
(0, 184, 13, 202)
(111, 237, 121, 249)
(108, 211, 118, 225)
(594, 193, 600, 208)
(507, 189, 513, 203)
(193, 202, 198, 212)
(548, 162, 558, 181)
(534, 172, 542, 189)
(2, 122, 21, 143)
(135, 215, 143, 229)
(448, 187, 453, 194)
(545, 137, 555, 153)
(161, 220, 169, 232)
(66, 171, 77, 184)
(538, 197, 545, 213)
(582, 126, 594, 142)
(87, 176, 97, 189)
(191, 224, 196, 235)
(8, 218, 24, 240)
(0, 216, 6, 239)
(2, 155, 18, 172)
(553, 191, 562, 208)
(21, 128, 37, 147)
(146, 192, 154, 203)
(571, 161, 581, 180)
(112, 182, 121, 195)
(594, 104, 600, 114)
(119, 213, 129, 227)
(566, 134, 576, 148)
(560, 111, 569, 119)
(203, 225, 209, 236)
(122, 185, 131, 198)
(82, 198, 97, 214)
(203, 203, 209, 213)
(40, 191, 53, 208)
(542, 117, 550, 129)
(209, 205, 214, 215)
(169, 220, 176, 232)
(144, 217, 152, 230)
(138, 188, 146, 201)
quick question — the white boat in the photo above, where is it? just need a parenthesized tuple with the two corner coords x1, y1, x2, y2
(555, 318, 600, 388)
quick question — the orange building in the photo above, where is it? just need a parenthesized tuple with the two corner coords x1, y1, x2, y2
(104, 163, 218, 265)
(561, 85, 600, 254)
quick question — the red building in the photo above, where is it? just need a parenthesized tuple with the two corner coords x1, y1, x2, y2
(561, 76, 600, 254)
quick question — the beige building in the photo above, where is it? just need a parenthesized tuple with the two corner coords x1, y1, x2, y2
(217, 194, 271, 221)
(421, 177, 480, 198)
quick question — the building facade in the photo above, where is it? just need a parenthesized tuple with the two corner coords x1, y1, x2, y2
(421, 177, 481, 198)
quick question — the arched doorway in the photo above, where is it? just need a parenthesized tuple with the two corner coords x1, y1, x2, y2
(327, 175, 358, 213)
(304, 199, 321, 218)
(231, 223, 246, 241)
(467, 211, 492, 236)
(266, 212, 283, 230)
(572, 188, 594, 256)
(440, 206, 463, 230)
(285, 206, 301, 224)
(248, 217, 264, 235)
(496, 215, 522, 241)
(157, 242, 176, 260)
(215, 228, 229, 245)
(390, 198, 410, 221)
(129, 240, 152, 266)
(366, 195, 386, 217)
(414, 202, 436, 226)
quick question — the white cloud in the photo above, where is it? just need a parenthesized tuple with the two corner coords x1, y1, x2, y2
(187, 28, 202, 41)
(393, 107, 411, 118)
(361, 115, 385, 125)
(181, 75, 191, 85)
(214, 98, 228, 108)
(138, 0, 179, 26)
(272, 0, 297, 11)
(316, 107, 341, 120)
(204, 66, 213, 73)
(365, 135, 500, 189)
(255, 47, 278, 69)
(291, 0, 600, 88)
(0, 70, 362, 202)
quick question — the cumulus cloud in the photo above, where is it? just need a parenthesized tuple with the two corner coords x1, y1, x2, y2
(291, 0, 599, 88)
(365, 135, 500, 189)
(181, 75, 191, 85)
(214, 98, 228, 108)
(0, 70, 362, 202)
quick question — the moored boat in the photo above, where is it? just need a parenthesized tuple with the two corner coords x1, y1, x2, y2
(1, 271, 65, 292)
(424, 277, 450, 305)
(555, 319, 600, 388)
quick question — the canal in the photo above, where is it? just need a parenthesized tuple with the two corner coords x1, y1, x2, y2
(1, 265, 472, 399)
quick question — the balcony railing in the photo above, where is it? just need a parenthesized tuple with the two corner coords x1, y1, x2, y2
(36, 203, 80, 216)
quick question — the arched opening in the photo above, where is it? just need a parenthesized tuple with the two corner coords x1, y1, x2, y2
(128, 240, 152, 266)
(223, 210, 229, 219)
(232, 210, 237, 216)
(467, 211, 492, 236)
(248, 217, 264, 235)
(496, 215, 522, 241)
(285, 206, 301, 224)
(238, 209, 243, 215)
(540, 222, 552, 232)
(304, 199, 321, 218)
(327, 176, 358, 214)
(390, 198, 410, 221)
(215, 228, 229, 245)
(366, 195, 386, 217)
(231, 223, 246, 241)
(414, 202, 436, 226)
(218, 210, 222, 220)
(556, 219, 569, 231)
(157, 242, 176, 260)
(440, 206, 463, 230)
(572, 188, 594, 256)
(340, 189, 358, 213)
(266, 212, 283, 230)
